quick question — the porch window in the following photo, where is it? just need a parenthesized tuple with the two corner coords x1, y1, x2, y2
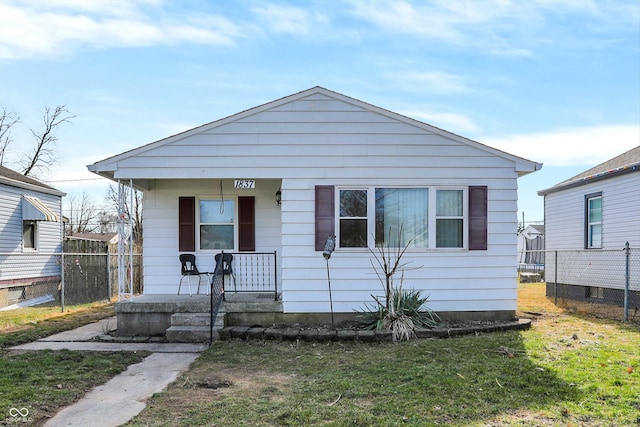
(200, 200, 235, 250)
(585, 194, 602, 249)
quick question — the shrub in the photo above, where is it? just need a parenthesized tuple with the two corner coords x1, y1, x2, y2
(358, 287, 440, 341)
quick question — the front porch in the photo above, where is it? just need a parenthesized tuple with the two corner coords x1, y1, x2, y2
(115, 293, 283, 342)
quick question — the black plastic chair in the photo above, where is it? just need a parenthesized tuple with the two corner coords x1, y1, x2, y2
(178, 254, 207, 296)
(214, 253, 236, 292)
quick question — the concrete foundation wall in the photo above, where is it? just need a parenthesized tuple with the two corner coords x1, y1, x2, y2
(227, 310, 516, 327)
(115, 295, 516, 337)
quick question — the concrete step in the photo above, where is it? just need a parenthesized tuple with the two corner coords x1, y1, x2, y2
(166, 312, 225, 342)
(170, 312, 224, 327)
(165, 326, 213, 343)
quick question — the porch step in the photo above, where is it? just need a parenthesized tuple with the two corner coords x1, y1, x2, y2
(165, 312, 225, 343)
(165, 326, 212, 343)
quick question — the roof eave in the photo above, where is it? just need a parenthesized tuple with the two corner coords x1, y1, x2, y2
(0, 176, 66, 197)
(538, 163, 640, 196)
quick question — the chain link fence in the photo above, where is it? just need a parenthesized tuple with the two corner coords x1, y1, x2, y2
(0, 252, 142, 312)
(519, 244, 640, 323)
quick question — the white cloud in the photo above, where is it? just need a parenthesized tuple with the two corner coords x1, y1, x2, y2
(484, 125, 640, 166)
(394, 71, 471, 94)
(350, 1, 465, 42)
(251, 4, 315, 35)
(349, 0, 639, 53)
(0, 1, 240, 60)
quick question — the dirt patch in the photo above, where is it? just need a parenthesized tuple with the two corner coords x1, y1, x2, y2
(167, 366, 293, 407)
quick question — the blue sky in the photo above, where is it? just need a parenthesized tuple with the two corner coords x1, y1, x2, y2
(1, 0, 638, 224)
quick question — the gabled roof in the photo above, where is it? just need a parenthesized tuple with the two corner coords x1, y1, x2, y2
(88, 86, 542, 182)
(538, 145, 640, 196)
(0, 165, 65, 196)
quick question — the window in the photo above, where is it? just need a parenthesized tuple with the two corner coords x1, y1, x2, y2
(375, 188, 428, 248)
(339, 189, 367, 247)
(585, 194, 602, 249)
(8, 286, 26, 305)
(436, 189, 463, 248)
(332, 186, 474, 250)
(587, 286, 604, 299)
(199, 200, 235, 250)
(23, 220, 36, 250)
(179, 196, 255, 252)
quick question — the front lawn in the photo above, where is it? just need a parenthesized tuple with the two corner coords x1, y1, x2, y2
(1, 302, 149, 426)
(1, 349, 149, 426)
(127, 283, 640, 426)
(0, 302, 115, 348)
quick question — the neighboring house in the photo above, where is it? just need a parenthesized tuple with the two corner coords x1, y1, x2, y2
(0, 165, 65, 309)
(538, 145, 640, 305)
(517, 224, 545, 268)
(88, 86, 541, 323)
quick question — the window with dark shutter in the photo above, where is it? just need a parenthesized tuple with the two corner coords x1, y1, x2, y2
(315, 185, 335, 251)
(238, 196, 255, 251)
(468, 186, 488, 250)
(178, 197, 195, 252)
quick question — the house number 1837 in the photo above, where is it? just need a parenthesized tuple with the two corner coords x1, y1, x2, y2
(234, 180, 255, 189)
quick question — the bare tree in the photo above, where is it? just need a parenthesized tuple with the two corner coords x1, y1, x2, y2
(0, 105, 20, 166)
(21, 105, 75, 177)
(96, 210, 118, 234)
(64, 191, 99, 235)
(108, 184, 143, 246)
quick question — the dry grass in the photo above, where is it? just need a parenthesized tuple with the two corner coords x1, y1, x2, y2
(128, 283, 640, 426)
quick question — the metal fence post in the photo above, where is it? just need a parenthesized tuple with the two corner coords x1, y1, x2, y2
(107, 252, 112, 300)
(554, 250, 558, 305)
(60, 251, 65, 312)
(624, 242, 630, 322)
(273, 250, 278, 301)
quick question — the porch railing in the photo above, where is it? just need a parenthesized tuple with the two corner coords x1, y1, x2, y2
(218, 251, 278, 301)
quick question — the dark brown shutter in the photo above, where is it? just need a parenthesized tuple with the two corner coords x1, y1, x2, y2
(315, 185, 335, 251)
(468, 186, 488, 250)
(178, 197, 196, 252)
(238, 196, 255, 251)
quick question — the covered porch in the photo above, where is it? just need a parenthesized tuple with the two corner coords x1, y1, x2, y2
(115, 292, 284, 342)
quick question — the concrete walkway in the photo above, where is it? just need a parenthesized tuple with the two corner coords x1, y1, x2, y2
(9, 317, 207, 427)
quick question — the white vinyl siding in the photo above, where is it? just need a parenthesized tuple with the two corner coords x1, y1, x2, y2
(0, 183, 63, 282)
(97, 90, 535, 313)
(544, 173, 640, 251)
(281, 180, 516, 314)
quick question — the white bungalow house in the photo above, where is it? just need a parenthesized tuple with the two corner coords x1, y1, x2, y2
(0, 165, 64, 309)
(88, 87, 541, 336)
(538, 145, 640, 306)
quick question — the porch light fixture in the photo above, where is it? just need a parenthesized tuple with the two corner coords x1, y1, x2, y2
(275, 189, 282, 205)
